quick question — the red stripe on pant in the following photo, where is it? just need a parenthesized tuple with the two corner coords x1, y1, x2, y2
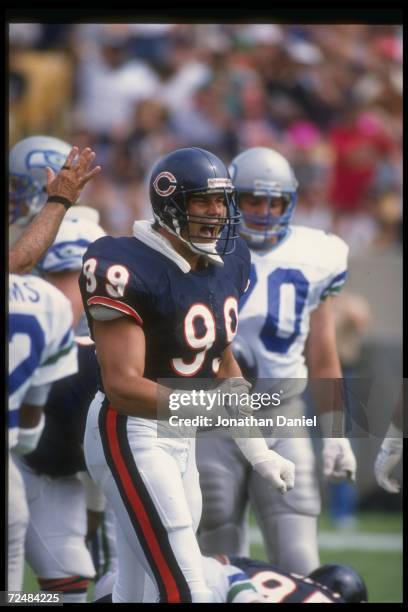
(106, 406, 183, 603)
(39, 576, 89, 592)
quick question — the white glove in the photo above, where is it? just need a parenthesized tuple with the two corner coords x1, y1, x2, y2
(235, 435, 295, 495)
(374, 423, 402, 494)
(217, 377, 252, 418)
(322, 438, 357, 482)
(252, 450, 295, 495)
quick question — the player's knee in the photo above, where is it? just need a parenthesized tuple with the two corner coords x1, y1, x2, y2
(264, 513, 319, 575)
(278, 538, 320, 575)
(199, 473, 237, 529)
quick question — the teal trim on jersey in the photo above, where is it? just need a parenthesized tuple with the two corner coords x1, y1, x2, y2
(42, 341, 75, 366)
(320, 286, 343, 301)
(330, 281, 346, 290)
(227, 581, 258, 603)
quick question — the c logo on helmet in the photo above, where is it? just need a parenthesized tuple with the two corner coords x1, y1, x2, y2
(153, 171, 177, 197)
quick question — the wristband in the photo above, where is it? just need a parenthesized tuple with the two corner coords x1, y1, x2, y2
(14, 413, 45, 455)
(46, 195, 73, 210)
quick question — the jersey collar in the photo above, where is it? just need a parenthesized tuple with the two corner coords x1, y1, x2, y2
(132, 219, 192, 273)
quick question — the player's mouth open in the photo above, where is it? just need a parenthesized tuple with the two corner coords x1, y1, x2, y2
(199, 225, 218, 238)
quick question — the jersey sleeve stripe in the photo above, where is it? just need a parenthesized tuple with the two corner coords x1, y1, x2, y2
(8, 408, 19, 428)
(42, 341, 76, 366)
(330, 270, 348, 285)
(227, 581, 258, 603)
(58, 327, 74, 349)
(87, 296, 143, 326)
(320, 270, 348, 300)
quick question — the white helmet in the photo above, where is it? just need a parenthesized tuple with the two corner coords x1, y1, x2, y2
(9, 135, 72, 227)
(229, 147, 298, 249)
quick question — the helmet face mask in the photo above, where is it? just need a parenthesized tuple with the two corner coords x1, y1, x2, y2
(229, 147, 298, 250)
(9, 135, 72, 227)
(237, 190, 295, 246)
(149, 148, 241, 258)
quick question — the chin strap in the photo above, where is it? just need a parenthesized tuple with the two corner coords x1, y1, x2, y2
(172, 216, 224, 267)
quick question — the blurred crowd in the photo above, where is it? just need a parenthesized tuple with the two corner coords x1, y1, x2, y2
(9, 22, 402, 252)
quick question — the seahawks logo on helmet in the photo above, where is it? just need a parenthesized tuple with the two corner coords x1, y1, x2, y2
(27, 149, 70, 173)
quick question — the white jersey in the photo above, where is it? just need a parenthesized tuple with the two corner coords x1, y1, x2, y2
(238, 226, 348, 381)
(8, 274, 78, 448)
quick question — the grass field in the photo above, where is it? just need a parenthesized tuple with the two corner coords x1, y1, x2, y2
(23, 511, 403, 603)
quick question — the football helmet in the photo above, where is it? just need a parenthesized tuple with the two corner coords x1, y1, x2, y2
(9, 135, 72, 227)
(149, 147, 241, 257)
(229, 147, 298, 249)
(308, 564, 368, 603)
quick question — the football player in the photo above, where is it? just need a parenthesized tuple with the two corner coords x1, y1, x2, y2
(9, 136, 100, 274)
(79, 147, 295, 602)
(9, 135, 105, 601)
(8, 274, 78, 590)
(93, 554, 368, 603)
(13, 337, 98, 602)
(197, 147, 356, 574)
(207, 554, 368, 603)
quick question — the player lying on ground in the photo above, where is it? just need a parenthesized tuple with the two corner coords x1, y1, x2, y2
(93, 553, 368, 603)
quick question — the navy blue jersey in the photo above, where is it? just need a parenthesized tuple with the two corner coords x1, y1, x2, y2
(79, 233, 250, 383)
(24, 342, 99, 477)
(224, 556, 344, 603)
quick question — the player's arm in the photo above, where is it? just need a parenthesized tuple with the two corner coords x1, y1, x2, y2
(217, 343, 243, 379)
(10, 203, 68, 274)
(374, 394, 403, 493)
(43, 270, 85, 329)
(215, 345, 295, 495)
(306, 297, 357, 482)
(93, 317, 170, 419)
(13, 383, 52, 455)
(305, 296, 344, 431)
(306, 297, 342, 379)
(9, 147, 101, 274)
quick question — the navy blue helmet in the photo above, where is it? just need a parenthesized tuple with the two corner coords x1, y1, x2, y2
(149, 147, 241, 257)
(308, 564, 368, 603)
